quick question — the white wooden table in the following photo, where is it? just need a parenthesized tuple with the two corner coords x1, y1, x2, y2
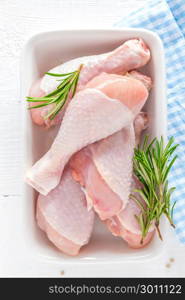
(0, 0, 185, 277)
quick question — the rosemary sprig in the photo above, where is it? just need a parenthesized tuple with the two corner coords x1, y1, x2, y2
(27, 64, 83, 120)
(132, 136, 179, 244)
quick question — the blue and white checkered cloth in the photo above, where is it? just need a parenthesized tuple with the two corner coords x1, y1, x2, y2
(116, 0, 185, 243)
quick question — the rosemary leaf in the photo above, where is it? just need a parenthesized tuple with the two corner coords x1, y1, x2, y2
(45, 71, 75, 77)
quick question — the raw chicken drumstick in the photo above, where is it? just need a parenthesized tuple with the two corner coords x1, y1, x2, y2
(105, 112, 155, 248)
(70, 125, 135, 220)
(29, 38, 150, 127)
(37, 168, 94, 256)
(26, 73, 149, 195)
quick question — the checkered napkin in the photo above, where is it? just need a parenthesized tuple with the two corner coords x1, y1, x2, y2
(115, 0, 185, 243)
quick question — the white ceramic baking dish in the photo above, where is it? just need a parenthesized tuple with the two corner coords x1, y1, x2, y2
(20, 29, 167, 277)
